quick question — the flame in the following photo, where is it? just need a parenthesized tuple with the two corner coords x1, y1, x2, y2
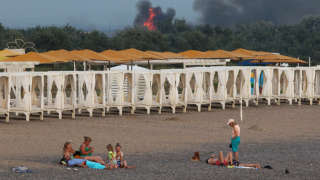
(144, 8, 157, 31)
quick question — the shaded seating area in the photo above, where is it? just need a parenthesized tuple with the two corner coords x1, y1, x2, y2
(0, 66, 319, 122)
(0, 48, 315, 122)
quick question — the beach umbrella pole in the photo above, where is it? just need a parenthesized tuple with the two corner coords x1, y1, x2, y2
(240, 97, 243, 121)
(240, 79, 243, 122)
(309, 57, 311, 67)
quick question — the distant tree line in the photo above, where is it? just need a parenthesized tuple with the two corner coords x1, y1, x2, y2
(1, 16, 320, 64)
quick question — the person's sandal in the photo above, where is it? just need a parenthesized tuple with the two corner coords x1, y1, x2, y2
(263, 165, 273, 169)
(233, 160, 240, 166)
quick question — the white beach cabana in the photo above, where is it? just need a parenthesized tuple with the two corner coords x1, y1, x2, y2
(8, 72, 44, 121)
(0, 73, 9, 122)
(45, 71, 77, 119)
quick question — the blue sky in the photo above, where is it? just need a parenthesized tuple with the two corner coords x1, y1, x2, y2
(0, 0, 197, 30)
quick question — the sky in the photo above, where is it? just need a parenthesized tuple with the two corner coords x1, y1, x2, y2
(0, 0, 196, 30)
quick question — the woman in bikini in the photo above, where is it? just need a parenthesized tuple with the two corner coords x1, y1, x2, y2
(79, 136, 105, 165)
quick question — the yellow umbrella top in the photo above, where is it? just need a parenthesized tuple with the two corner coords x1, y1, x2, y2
(206, 50, 253, 60)
(144, 51, 169, 59)
(179, 50, 209, 59)
(2, 52, 59, 64)
(0, 56, 8, 61)
(118, 48, 161, 61)
(70, 49, 110, 61)
(232, 48, 272, 57)
(161, 52, 185, 59)
(101, 50, 136, 62)
(251, 54, 306, 64)
(41, 49, 75, 62)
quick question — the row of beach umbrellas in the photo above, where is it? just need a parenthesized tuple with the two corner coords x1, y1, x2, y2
(0, 48, 306, 64)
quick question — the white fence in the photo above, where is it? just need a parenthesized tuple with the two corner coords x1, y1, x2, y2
(1, 66, 320, 122)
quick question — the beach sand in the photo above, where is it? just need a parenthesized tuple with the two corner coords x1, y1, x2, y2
(0, 104, 320, 179)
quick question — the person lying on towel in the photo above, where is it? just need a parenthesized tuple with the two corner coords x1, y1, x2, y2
(206, 151, 261, 169)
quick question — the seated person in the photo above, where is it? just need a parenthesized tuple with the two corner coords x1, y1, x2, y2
(79, 136, 94, 157)
(206, 151, 261, 169)
(79, 136, 105, 165)
(114, 143, 135, 169)
(106, 144, 117, 168)
(62, 142, 86, 167)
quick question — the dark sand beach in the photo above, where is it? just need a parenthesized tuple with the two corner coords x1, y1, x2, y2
(0, 104, 320, 179)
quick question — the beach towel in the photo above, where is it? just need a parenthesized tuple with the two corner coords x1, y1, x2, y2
(86, 160, 106, 170)
(228, 165, 257, 170)
(67, 159, 86, 166)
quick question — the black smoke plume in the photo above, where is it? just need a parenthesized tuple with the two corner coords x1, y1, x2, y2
(193, 0, 320, 26)
(134, 0, 176, 29)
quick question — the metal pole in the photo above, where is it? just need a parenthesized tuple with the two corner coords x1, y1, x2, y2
(73, 61, 76, 71)
(83, 62, 86, 71)
(240, 97, 243, 121)
(131, 60, 133, 71)
(240, 79, 243, 121)
(309, 57, 311, 67)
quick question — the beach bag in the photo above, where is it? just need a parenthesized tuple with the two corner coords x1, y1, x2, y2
(12, 166, 32, 173)
(73, 151, 81, 158)
(59, 157, 67, 166)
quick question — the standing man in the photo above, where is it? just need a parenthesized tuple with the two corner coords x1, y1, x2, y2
(227, 119, 240, 165)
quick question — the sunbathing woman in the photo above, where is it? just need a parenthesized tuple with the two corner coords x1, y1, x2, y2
(206, 151, 261, 169)
(79, 136, 105, 165)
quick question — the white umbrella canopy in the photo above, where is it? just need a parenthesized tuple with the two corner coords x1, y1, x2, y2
(111, 65, 149, 71)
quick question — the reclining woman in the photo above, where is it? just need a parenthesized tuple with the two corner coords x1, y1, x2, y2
(79, 136, 105, 165)
(62, 142, 87, 167)
(206, 151, 261, 169)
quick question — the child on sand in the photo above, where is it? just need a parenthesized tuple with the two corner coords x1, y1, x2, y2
(106, 144, 118, 168)
(115, 143, 135, 168)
